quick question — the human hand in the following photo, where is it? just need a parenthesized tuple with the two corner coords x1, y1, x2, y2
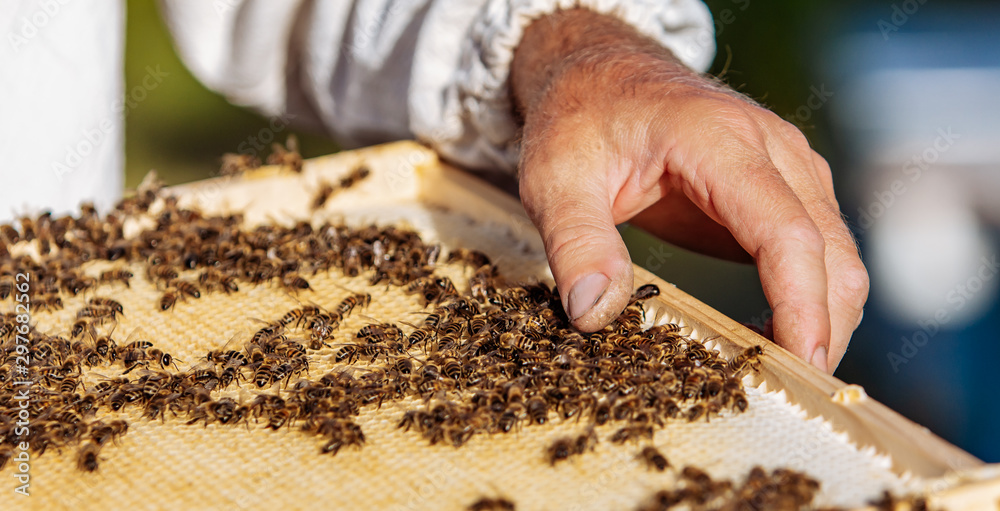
(510, 9, 868, 373)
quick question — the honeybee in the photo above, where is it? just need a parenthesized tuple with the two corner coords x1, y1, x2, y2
(95, 336, 118, 361)
(59, 376, 80, 394)
(217, 365, 241, 389)
(282, 273, 311, 292)
(0, 278, 12, 300)
(336, 292, 371, 316)
(169, 279, 201, 299)
(638, 446, 669, 471)
(160, 289, 180, 311)
(339, 165, 370, 189)
(682, 368, 708, 401)
(630, 283, 660, 303)
(574, 427, 598, 454)
(610, 424, 653, 444)
(147, 264, 179, 282)
(499, 332, 535, 352)
(447, 248, 492, 268)
(267, 134, 302, 173)
(76, 442, 102, 472)
(545, 428, 595, 465)
(685, 403, 708, 422)
(99, 269, 133, 288)
(614, 306, 643, 334)
(0, 224, 19, 244)
(86, 297, 122, 315)
(188, 367, 222, 391)
(34, 294, 64, 312)
(120, 329, 154, 352)
(254, 360, 277, 388)
(409, 276, 458, 305)
(119, 349, 148, 374)
(466, 497, 516, 511)
(77, 305, 119, 320)
(277, 306, 315, 328)
(729, 389, 748, 413)
(70, 319, 98, 341)
(357, 322, 403, 344)
(207, 336, 249, 368)
(146, 348, 176, 370)
(525, 396, 548, 425)
(220, 152, 261, 176)
(209, 398, 239, 424)
(265, 406, 296, 430)
(79, 347, 104, 366)
(312, 182, 335, 211)
(593, 401, 612, 426)
(406, 325, 434, 348)
(319, 421, 366, 456)
(198, 268, 238, 294)
(727, 345, 763, 377)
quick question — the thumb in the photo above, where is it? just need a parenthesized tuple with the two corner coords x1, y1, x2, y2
(518, 155, 634, 332)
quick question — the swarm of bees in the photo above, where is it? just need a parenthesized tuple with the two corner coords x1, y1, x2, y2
(312, 166, 371, 211)
(0, 158, 774, 505)
(635, 465, 821, 511)
(377, 273, 759, 451)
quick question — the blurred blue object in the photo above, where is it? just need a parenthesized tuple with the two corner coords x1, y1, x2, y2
(824, 3, 1000, 462)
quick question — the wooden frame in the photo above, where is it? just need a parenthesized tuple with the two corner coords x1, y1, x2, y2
(402, 140, 1000, 505)
(170, 139, 999, 507)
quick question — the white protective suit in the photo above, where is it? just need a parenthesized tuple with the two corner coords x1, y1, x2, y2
(0, 0, 714, 219)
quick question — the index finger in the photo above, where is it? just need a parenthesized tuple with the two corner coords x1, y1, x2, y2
(665, 126, 832, 370)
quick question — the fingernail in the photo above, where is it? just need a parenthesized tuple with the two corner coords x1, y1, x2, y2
(567, 273, 610, 320)
(810, 346, 829, 373)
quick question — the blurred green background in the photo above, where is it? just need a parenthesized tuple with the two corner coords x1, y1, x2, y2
(123, 2, 341, 189)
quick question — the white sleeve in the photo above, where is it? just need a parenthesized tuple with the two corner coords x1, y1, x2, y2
(159, 0, 714, 173)
(0, 0, 125, 220)
(447, 0, 716, 171)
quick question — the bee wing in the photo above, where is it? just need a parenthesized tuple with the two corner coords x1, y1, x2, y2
(184, 360, 215, 372)
(355, 313, 381, 324)
(397, 320, 422, 330)
(123, 326, 152, 347)
(285, 133, 299, 153)
(219, 330, 247, 351)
